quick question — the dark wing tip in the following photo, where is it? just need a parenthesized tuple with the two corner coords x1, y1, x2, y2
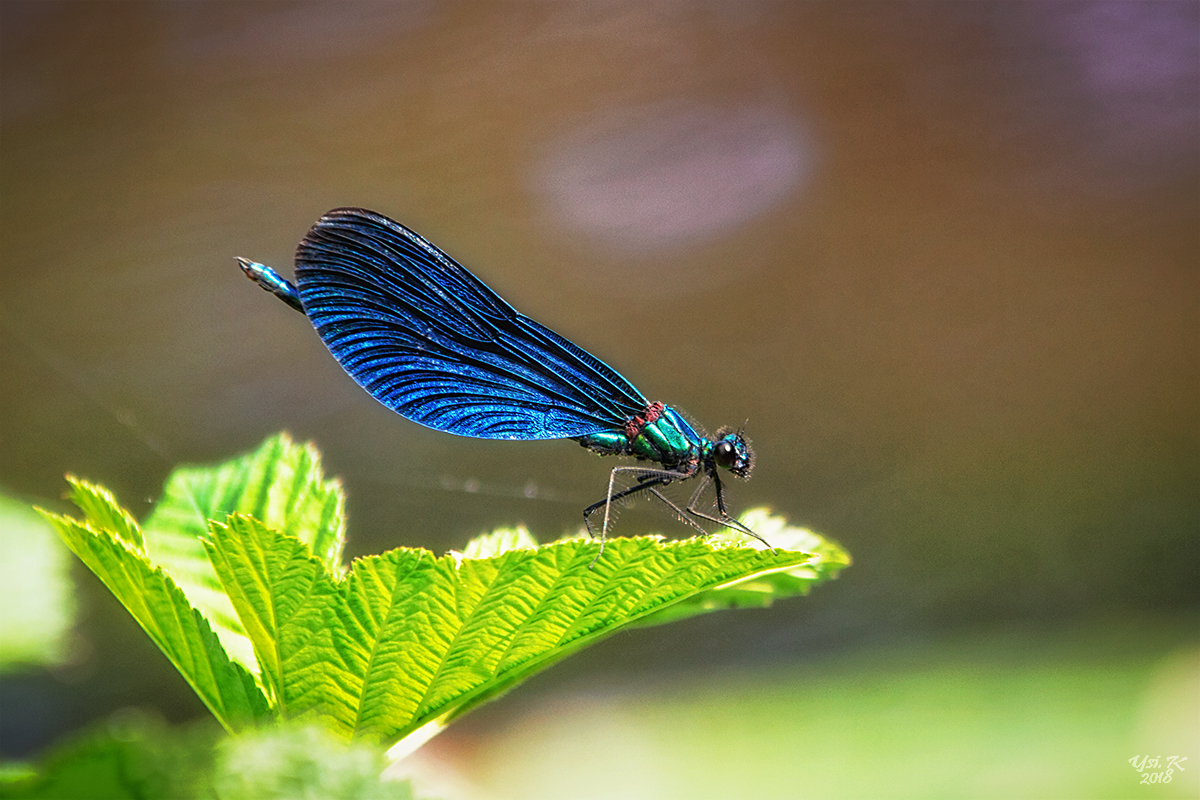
(298, 207, 423, 262)
(313, 207, 394, 230)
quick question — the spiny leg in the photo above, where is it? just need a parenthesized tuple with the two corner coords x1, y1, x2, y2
(583, 466, 693, 539)
(684, 471, 772, 548)
(583, 466, 692, 566)
(644, 486, 709, 535)
(624, 475, 770, 549)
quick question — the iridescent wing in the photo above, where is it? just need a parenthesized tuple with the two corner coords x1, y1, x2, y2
(293, 208, 648, 440)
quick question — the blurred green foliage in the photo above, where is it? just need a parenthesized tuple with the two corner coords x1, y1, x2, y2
(470, 618, 1199, 800)
(0, 713, 417, 800)
(0, 496, 75, 670)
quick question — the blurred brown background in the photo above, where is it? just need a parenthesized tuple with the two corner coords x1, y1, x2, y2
(1, 2, 1196, 797)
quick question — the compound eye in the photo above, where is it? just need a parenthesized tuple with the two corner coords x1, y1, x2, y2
(714, 439, 739, 469)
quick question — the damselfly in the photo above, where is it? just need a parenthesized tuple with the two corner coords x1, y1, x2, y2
(239, 208, 766, 560)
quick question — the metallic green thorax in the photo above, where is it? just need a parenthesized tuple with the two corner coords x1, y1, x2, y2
(575, 405, 704, 474)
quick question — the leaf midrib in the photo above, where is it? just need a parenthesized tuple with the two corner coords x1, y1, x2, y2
(347, 549, 428, 736)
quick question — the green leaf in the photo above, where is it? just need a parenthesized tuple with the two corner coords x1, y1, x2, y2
(137, 433, 346, 675)
(204, 516, 341, 719)
(632, 508, 852, 626)
(65, 477, 143, 551)
(459, 524, 539, 558)
(203, 509, 845, 748)
(39, 508, 272, 733)
(43, 433, 848, 757)
(365, 534, 840, 746)
(144, 432, 345, 569)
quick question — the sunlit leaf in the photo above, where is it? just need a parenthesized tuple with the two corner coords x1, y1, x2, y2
(203, 511, 843, 747)
(41, 434, 849, 757)
(137, 433, 346, 674)
(144, 433, 345, 569)
(66, 478, 143, 551)
(204, 516, 341, 718)
(459, 524, 539, 559)
(39, 507, 272, 733)
(632, 508, 851, 626)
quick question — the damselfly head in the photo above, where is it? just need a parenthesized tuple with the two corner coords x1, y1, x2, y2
(712, 428, 754, 479)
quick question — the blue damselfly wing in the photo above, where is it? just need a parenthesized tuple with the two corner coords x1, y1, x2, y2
(294, 208, 648, 440)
